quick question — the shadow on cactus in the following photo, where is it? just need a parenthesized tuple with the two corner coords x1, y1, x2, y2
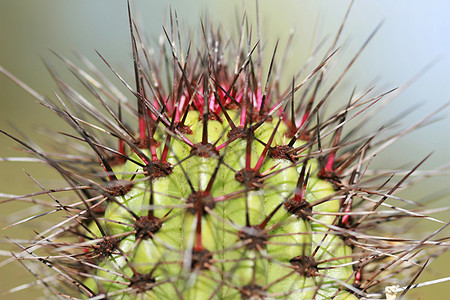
(1, 2, 449, 300)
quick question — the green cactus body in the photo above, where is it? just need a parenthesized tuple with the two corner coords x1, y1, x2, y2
(80, 103, 357, 300)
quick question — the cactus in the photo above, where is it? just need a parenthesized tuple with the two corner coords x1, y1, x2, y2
(1, 2, 448, 300)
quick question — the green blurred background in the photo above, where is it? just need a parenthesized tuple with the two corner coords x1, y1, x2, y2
(1, 0, 448, 299)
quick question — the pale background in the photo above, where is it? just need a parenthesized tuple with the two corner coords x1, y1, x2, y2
(1, 0, 449, 299)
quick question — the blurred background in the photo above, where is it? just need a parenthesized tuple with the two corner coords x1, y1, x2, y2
(1, 0, 449, 299)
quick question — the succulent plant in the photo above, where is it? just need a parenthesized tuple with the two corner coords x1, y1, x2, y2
(1, 1, 449, 300)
